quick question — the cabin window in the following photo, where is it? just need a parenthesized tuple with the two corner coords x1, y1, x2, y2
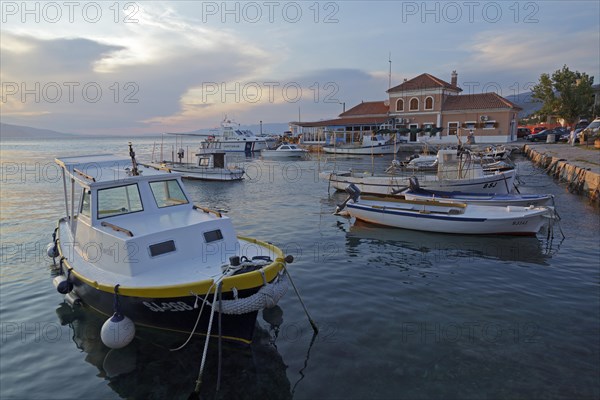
(97, 184, 143, 219)
(80, 189, 91, 217)
(149, 240, 176, 257)
(149, 179, 189, 208)
(203, 229, 223, 243)
(199, 157, 210, 167)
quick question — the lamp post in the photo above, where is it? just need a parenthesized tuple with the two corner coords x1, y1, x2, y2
(260, 120, 263, 135)
(338, 101, 345, 113)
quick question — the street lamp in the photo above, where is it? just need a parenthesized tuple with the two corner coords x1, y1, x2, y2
(260, 120, 263, 135)
(338, 101, 346, 113)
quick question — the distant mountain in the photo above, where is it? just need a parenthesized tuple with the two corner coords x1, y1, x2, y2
(505, 92, 542, 117)
(1, 123, 75, 138)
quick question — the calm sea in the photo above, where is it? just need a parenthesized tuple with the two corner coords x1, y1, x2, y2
(1, 137, 599, 400)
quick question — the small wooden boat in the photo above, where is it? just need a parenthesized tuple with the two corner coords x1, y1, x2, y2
(48, 144, 291, 348)
(145, 150, 244, 181)
(337, 184, 552, 236)
(398, 177, 554, 207)
(260, 143, 308, 159)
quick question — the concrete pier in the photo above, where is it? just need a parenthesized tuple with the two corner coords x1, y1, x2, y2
(523, 143, 600, 204)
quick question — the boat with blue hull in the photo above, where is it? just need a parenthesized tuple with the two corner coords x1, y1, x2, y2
(49, 144, 290, 348)
(398, 177, 554, 207)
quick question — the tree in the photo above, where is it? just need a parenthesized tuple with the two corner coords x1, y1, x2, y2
(531, 65, 595, 125)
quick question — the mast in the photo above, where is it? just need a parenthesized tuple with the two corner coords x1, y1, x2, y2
(128, 142, 139, 176)
(388, 52, 392, 90)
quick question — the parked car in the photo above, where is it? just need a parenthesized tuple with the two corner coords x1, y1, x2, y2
(579, 118, 600, 142)
(525, 128, 563, 142)
(517, 127, 531, 138)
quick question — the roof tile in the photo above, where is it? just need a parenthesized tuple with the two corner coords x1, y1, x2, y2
(388, 73, 461, 92)
(443, 92, 522, 111)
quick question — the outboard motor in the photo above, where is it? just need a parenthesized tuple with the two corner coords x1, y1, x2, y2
(409, 176, 421, 191)
(335, 184, 361, 213)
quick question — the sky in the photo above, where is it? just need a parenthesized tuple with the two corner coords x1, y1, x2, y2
(1, 0, 599, 135)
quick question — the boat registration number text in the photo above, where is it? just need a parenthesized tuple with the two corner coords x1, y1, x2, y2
(143, 301, 193, 312)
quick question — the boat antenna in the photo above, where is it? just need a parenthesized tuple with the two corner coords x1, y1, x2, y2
(128, 142, 139, 176)
(388, 52, 392, 90)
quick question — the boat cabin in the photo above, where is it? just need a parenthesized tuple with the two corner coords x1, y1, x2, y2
(195, 150, 227, 169)
(55, 154, 238, 279)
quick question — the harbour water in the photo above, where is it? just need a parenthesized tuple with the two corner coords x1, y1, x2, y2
(1, 137, 599, 399)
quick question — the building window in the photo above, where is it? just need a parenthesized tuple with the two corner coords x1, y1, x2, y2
(448, 122, 459, 135)
(483, 121, 497, 129)
(396, 99, 404, 112)
(424, 96, 434, 110)
(464, 121, 477, 130)
(409, 98, 419, 111)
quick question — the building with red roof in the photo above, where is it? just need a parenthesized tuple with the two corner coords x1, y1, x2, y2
(291, 71, 522, 144)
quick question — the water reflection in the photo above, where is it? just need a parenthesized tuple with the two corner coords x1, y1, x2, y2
(344, 220, 553, 266)
(55, 303, 291, 400)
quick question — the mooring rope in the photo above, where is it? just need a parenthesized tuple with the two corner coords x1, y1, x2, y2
(169, 279, 219, 352)
(194, 281, 222, 393)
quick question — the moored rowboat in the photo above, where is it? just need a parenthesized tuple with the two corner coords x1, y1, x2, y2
(338, 184, 553, 236)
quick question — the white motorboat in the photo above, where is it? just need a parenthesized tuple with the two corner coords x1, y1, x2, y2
(144, 150, 244, 181)
(200, 118, 275, 153)
(322, 132, 401, 155)
(337, 184, 552, 236)
(48, 144, 292, 348)
(261, 143, 309, 159)
(320, 149, 517, 195)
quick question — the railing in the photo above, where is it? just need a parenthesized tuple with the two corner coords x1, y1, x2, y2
(101, 221, 134, 237)
(193, 204, 222, 218)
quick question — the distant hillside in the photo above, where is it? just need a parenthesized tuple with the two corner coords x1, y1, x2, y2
(1, 123, 74, 138)
(505, 92, 542, 117)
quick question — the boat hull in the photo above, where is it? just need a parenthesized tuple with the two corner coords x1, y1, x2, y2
(55, 219, 286, 345)
(202, 140, 270, 153)
(346, 199, 549, 235)
(321, 169, 517, 195)
(401, 190, 553, 207)
(322, 143, 400, 155)
(68, 273, 260, 343)
(261, 150, 308, 159)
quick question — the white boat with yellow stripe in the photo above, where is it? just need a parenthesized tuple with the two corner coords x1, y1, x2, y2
(48, 144, 291, 348)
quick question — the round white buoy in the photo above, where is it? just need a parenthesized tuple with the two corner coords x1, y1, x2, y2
(100, 313, 135, 349)
(47, 242, 59, 258)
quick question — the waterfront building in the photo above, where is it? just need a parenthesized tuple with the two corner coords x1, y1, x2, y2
(291, 71, 523, 144)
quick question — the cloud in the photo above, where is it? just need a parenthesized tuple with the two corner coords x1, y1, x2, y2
(0, 5, 277, 134)
(466, 29, 599, 74)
